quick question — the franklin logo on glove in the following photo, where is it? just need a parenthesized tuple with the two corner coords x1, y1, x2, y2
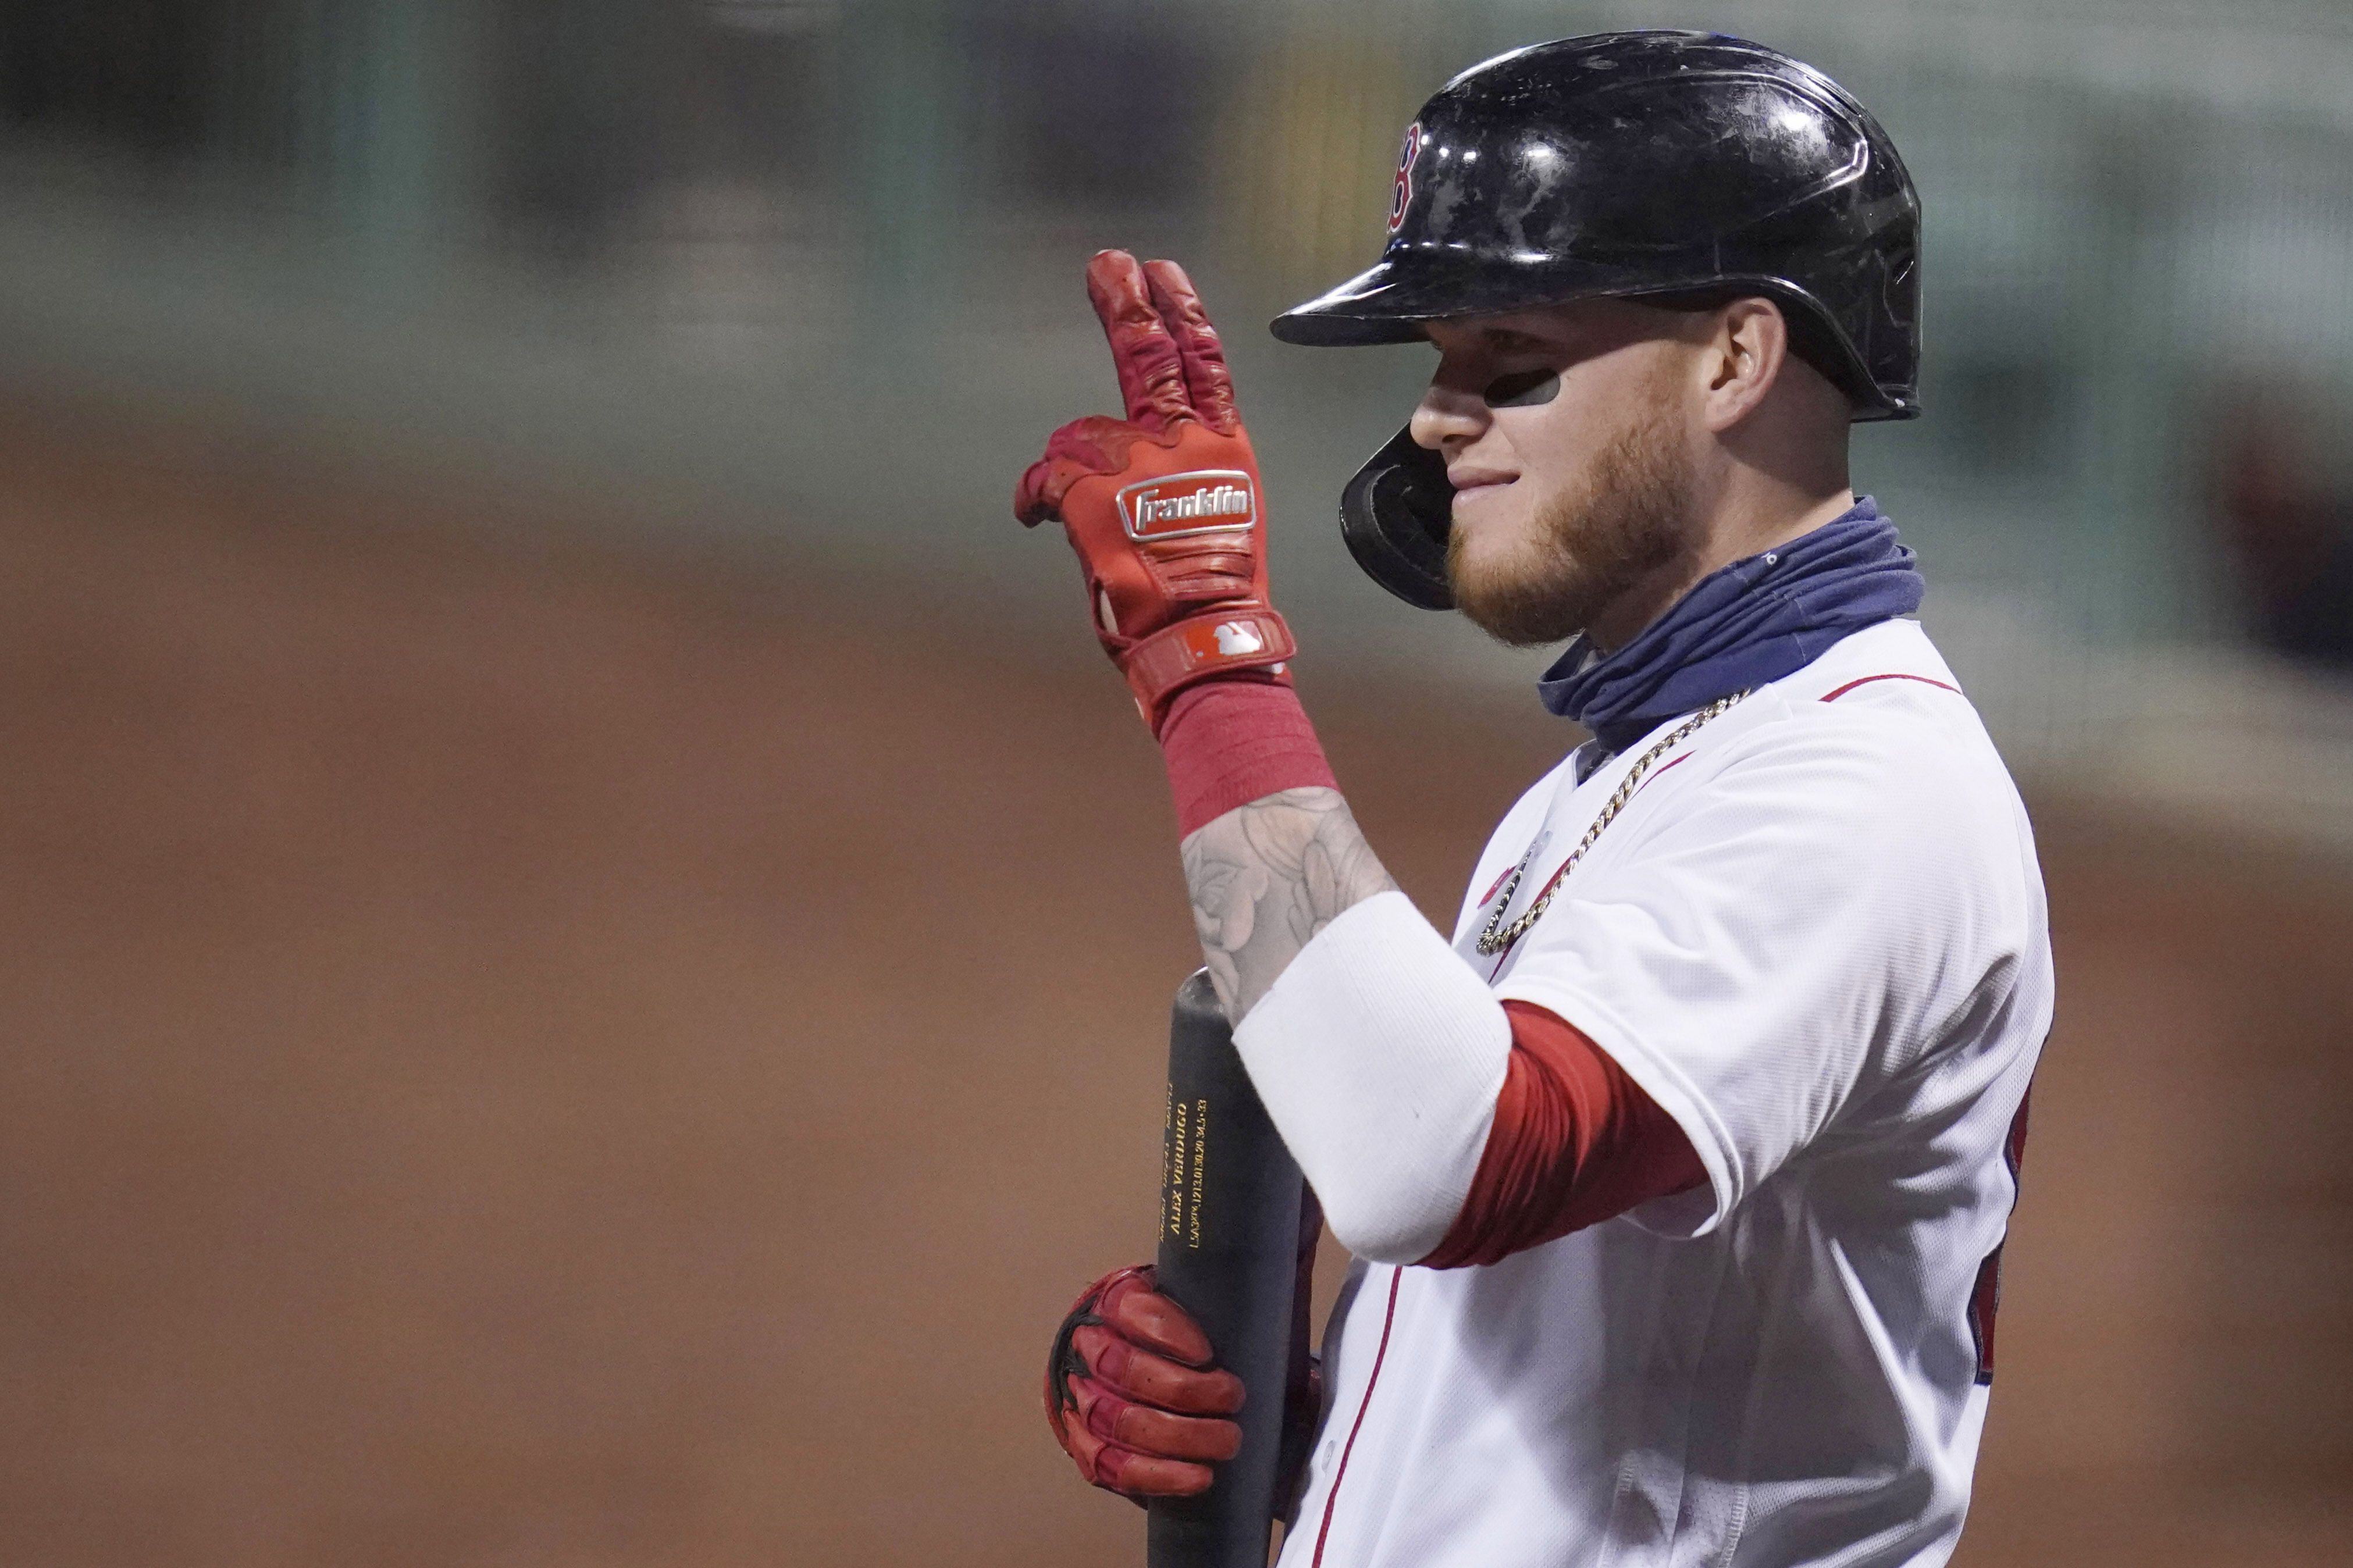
(1121, 473, 1256, 539)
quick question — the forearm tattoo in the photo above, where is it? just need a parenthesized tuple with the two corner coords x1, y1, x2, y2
(1180, 787, 1399, 1021)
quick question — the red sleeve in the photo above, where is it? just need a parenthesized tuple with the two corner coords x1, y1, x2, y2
(1416, 1000, 1706, 1270)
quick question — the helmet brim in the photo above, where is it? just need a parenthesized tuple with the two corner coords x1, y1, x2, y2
(1271, 254, 1918, 422)
(1269, 259, 1447, 347)
(1269, 254, 1660, 347)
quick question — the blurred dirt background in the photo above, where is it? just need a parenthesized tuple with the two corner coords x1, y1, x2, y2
(1, 394, 2348, 1567)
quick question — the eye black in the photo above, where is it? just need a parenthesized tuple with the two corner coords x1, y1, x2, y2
(1483, 368, 1561, 408)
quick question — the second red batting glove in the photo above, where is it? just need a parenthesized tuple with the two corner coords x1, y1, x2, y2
(1044, 1264, 1246, 1501)
(1045, 1191, 1326, 1513)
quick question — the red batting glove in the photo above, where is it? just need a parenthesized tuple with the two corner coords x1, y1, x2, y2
(1015, 251, 1296, 731)
(1044, 1264, 1245, 1502)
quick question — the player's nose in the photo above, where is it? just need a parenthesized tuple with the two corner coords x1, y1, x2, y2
(1409, 379, 1488, 456)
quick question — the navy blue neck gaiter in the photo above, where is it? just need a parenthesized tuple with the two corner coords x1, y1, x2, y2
(1536, 497, 1923, 752)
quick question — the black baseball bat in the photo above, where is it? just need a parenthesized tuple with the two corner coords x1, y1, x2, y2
(1147, 970, 1305, 1568)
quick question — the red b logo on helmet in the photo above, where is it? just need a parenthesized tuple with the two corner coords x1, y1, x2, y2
(1388, 122, 1423, 233)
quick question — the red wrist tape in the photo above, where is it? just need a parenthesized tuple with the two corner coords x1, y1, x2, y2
(1158, 680, 1338, 838)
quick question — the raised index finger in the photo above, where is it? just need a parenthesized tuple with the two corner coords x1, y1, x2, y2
(1085, 249, 1192, 432)
(1143, 259, 1240, 434)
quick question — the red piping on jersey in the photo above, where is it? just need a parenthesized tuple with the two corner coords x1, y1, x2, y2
(1819, 672, 1962, 703)
(1311, 1266, 1404, 1568)
(1632, 751, 1693, 796)
(1969, 1086, 2034, 1384)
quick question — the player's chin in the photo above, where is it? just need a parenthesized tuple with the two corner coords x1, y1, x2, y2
(1447, 530, 1593, 648)
(1443, 503, 1532, 591)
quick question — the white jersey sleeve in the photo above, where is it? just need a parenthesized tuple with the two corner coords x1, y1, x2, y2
(1491, 694, 2043, 1238)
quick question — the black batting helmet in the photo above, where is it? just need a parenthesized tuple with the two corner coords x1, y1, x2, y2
(1276, 31, 1923, 611)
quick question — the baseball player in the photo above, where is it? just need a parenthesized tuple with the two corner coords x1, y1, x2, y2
(1027, 33, 2051, 1568)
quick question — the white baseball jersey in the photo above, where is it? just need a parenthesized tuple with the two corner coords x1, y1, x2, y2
(1237, 617, 2051, 1568)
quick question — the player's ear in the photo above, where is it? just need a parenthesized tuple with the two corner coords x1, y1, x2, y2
(1699, 298, 1788, 433)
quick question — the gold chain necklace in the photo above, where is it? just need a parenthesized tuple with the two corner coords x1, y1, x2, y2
(1473, 690, 1750, 956)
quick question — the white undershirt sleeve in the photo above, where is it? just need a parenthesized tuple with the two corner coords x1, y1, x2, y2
(1231, 889, 1511, 1263)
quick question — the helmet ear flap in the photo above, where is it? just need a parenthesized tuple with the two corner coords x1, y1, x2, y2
(1339, 425, 1455, 611)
